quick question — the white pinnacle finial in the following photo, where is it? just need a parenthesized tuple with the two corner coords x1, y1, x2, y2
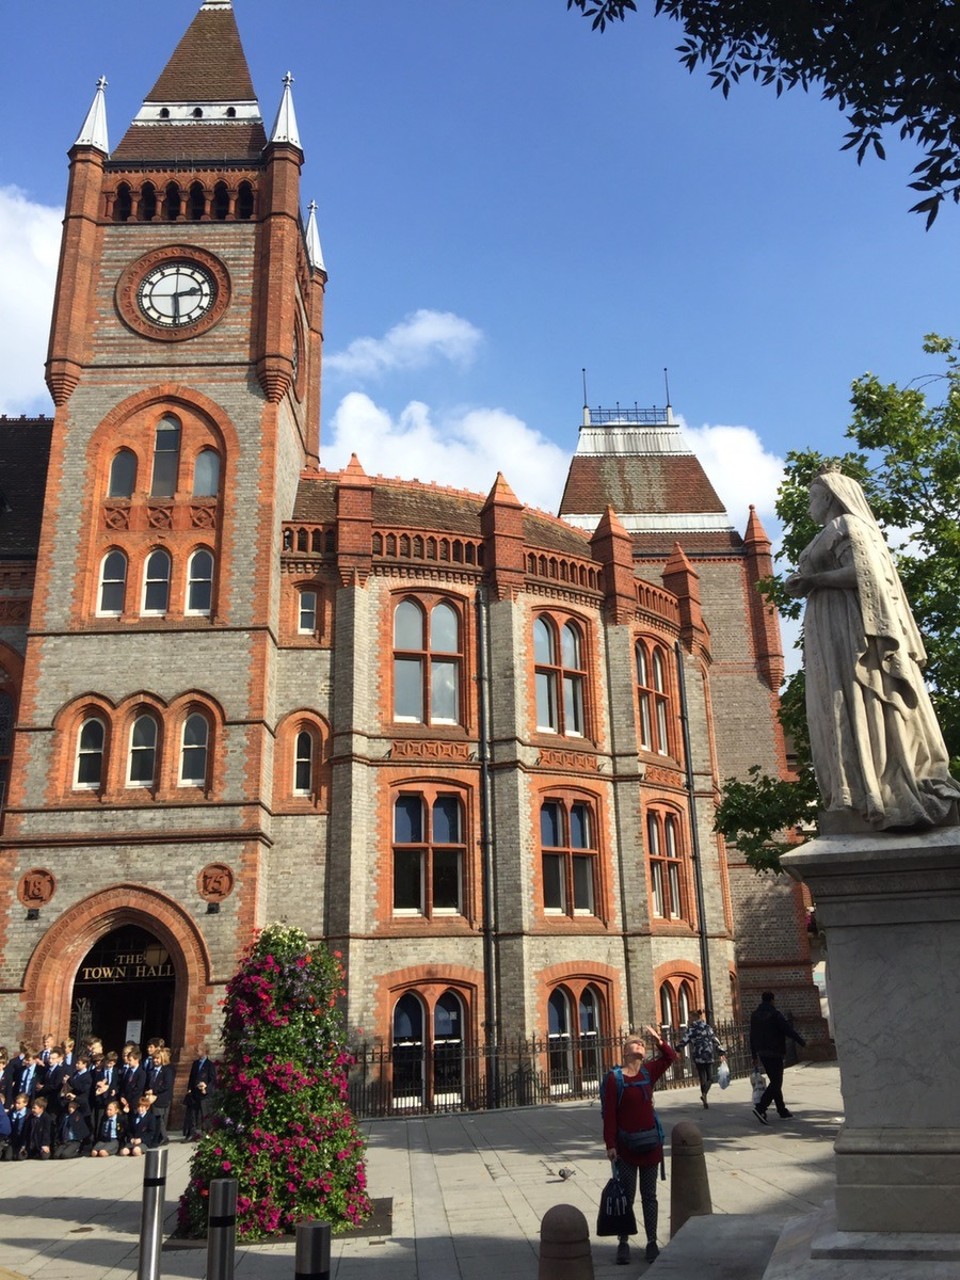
(269, 70, 302, 148)
(74, 75, 109, 152)
(305, 200, 326, 273)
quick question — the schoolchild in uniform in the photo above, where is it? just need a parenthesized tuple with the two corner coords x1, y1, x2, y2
(119, 1099, 158, 1157)
(2, 1094, 30, 1161)
(23, 1097, 55, 1160)
(91, 1101, 124, 1157)
(55, 1100, 91, 1158)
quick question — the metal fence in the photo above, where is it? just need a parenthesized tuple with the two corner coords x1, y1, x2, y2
(347, 1019, 752, 1119)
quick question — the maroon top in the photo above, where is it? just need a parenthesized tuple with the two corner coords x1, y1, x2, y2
(602, 1041, 678, 1168)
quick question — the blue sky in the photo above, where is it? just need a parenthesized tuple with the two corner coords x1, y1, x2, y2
(2, 0, 958, 538)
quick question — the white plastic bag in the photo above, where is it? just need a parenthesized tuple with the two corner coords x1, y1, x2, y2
(717, 1059, 731, 1090)
(751, 1069, 766, 1105)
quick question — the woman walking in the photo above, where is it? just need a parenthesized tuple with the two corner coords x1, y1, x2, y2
(602, 1025, 678, 1265)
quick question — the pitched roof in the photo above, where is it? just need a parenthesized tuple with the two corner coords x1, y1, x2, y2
(112, 2, 266, 164)
(0, 418, 53, 559)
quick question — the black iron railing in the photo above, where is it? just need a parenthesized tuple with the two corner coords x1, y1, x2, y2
(347, 1019, 751, 1119)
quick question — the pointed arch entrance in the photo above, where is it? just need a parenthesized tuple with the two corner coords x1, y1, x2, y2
(20, 884, 213, 1053)
(72, 924, 176, 1051)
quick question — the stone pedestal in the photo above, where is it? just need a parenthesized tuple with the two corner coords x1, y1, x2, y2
(781, 825, 960, 1235)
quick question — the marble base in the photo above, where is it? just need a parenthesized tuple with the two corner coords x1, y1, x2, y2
(781, 826, 960, 1234)
(762, 1205, 960, 1279)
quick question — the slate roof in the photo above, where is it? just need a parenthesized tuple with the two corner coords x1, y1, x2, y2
(0, 418, 53, 558)
(112, 122, 267, 164)
(559, 453, 727, 517)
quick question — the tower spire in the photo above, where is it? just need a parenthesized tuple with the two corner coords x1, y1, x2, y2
(305, 200, 326, 274)
(73, 76, 109, 153)
(270, 71, 302, 149)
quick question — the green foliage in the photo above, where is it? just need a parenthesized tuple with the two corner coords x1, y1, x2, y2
(715, 335, 960, 870)
(178, 924, 371, 1240)
(566, 1, 960, 222)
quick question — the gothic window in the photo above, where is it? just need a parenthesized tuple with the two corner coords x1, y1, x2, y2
(540, 797, 598, 916)
(186, 549, 214, 615)
(179, 713, 209, 786)
(392, 791, 465, 916)
(298, 589, 318, 636)
(392, 598, 461, 725)
(139, 182, 157, 222)
(660, 983, 674, 1034)
(108, 449, 137, 499)
(237, 181, 254, 219)
(392, 993, 425, 1107)
(647, 808, 687, 921)
(534, 615, 585, 736)
(294, 729, 316, 796)
(677, 981, 693, 1031)
(127, 714, 158, 787)
(189, 182, 206, 221)
(114, 183, 132, 223)
(192, 449, 220, 496)
(150, 416, 181, 497)
(213, 182, 229, 220)
(163, 182, 181, 221)
(547, 988, 574, 1094)
(637, 639, 673, 755)
(141, 549, 171, 615)
(75, 718, 105, 789)
(98, 551, 127, 616)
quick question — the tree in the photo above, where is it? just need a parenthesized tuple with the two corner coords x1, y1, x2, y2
(714, 335, 960, 871)
(566, 1, 960, 224)
(178, 924, 371, 1240)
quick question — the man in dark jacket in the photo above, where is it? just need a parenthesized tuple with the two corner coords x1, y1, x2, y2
(749, 990, 806, 1123)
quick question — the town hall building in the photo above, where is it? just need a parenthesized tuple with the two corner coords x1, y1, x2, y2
(0, 0, 822, 1106)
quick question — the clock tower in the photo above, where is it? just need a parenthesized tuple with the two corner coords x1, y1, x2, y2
(6, 0, 327, 1052)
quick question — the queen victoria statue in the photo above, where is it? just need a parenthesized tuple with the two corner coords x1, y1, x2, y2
(785, 465, 960, 831)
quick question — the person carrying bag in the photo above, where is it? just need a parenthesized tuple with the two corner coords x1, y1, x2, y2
(601, 1024, 678, 1266)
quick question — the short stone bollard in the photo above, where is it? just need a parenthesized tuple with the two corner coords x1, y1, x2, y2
(670, 1120, 712, 1238)
(538, 1203, 594, 1280)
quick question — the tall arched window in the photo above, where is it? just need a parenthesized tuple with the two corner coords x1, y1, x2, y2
(534, 615, 585, 736)
(98, 551, 127, 616)
(75, 718, 105, 789)
(393, 598, 461, 725)
(637, 639, 673, 755)
(433, 991, 464, 1104)
(186, 550, 214, 615)
(392, 993, 425, 1108)
(660, 984, 674, 1034)
(108, 449, 137, 499)
(142, 550, 171, 615)
(547, 988, 573, 1094)
(150, 416, 181, 497)
(127, 714, 158, 787)
(578, 986, 602, 1085)
(392, 791, 465, 916)
(294, 729, 316, 796)
(179, 713, 209, 786)
(678, 981, 693, 1031)
(540, 796, 598, 916)
(192, 449, 220, 497)
(647, 808, 687, 921)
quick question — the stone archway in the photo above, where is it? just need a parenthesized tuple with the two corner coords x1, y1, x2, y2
(20, 883, 213, 1053)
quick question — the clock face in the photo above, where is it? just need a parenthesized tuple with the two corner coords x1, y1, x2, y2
(137, 261, 216, 328)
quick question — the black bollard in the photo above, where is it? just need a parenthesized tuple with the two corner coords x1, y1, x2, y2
(295, 1220, 331, 1280)
(137, 1146, 167, 1280)
(207, 1177, 238, 1280)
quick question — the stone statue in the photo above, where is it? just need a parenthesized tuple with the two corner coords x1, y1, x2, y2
(785, 465, 960, 830)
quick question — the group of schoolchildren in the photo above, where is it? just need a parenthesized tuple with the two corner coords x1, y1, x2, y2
(0, 1033, 216, 1161)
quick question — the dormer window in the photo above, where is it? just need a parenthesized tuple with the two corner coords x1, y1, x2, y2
(192, 107, 203, 119)
(226, 106, 237, 118)
(159, 107, 170, 119)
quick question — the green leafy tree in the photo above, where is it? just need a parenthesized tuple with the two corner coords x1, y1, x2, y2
(566, 1, 960, 223)
(178, 924, 371, 1240)
(715, 335, 960, 870)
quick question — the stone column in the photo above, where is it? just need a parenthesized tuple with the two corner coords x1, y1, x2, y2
(781, 826, 960, 1233)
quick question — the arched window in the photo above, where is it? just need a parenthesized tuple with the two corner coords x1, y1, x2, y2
(98, 551, 127, 616)
(433, 991, 464, 1104)
(540, 797, 598, 916)
(637, 639, 672, 755)
(237, 181, 255, 219)
(660, 984, 674, 1034)
(179, 713, 209, 786)
(163, 181, 181, 221)
(127, 714, 158, 787)
(547, 988, 573, 1094)
(108, 449, 137, 499)
(392, 993, 425, 1108)
(139, 182, 157, 222)
(578, 986, 602, 1085)
(213, 181, 229, 220)
(647, 808, 687, 921)
(294, 729, 315, 796)
(141, 550, 171, 615)
(150, 416, 181, 498)
(114, 183, 132, 223)
(678, 981, 693, 1031)
(75, 718, 105, 789)
(392, 598, 461, 725)
(189, 181, 206, 221)
(186, 550, 214, 615)
(534, 615, 585, 736)
(192, 449, 220, 497)
(392, 791, 465, 916)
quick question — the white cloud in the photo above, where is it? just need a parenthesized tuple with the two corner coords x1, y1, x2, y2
(322, 391, 570, 513)
(0, 187, 60, 416)
(680, 419, 785, 535)
(324, 309, 483, 380)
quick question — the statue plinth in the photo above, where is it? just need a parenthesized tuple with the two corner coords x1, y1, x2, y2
(782, 825, 960, 1235)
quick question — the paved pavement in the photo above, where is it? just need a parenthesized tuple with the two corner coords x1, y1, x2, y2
(0, 1061, 843, 1279)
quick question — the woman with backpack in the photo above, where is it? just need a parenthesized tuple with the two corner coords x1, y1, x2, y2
(602, 1025, 678, 1265)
